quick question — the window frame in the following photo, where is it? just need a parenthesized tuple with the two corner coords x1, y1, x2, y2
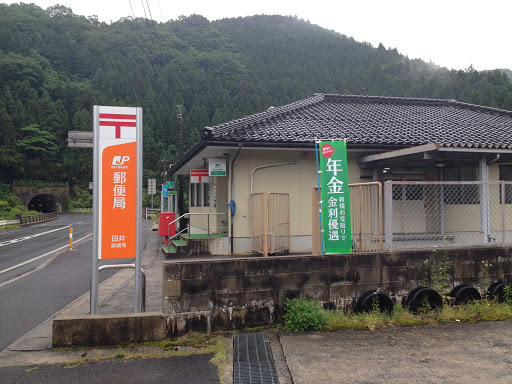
(203, 182, 210, 207)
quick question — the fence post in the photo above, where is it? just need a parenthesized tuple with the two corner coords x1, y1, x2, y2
(384, 181, 393, 251)
(479, 157, 490, 243)
(502, 181, 506, 245)
(357, 186, 362, 252)
(439, 175, 446, 235)
(262, 192, 269, 257)
(378, 183, 383, 251)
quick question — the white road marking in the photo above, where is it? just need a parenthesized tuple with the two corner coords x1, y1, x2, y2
(0, 233, 92, 275)
(0, 225, 70, 248)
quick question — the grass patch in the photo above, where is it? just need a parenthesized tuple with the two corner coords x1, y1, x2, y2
(322, 304, 430, 332)
(114, 347, 125, 359)
(54, 332, 229, 383)
(141, 332, 228, 382)
(437, 300, 512, 323)
(0, 224, 19, 231)
(148, 331, 213, 350)
(285, 299, 512, 333)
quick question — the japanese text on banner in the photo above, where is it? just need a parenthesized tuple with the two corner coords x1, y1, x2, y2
(319, 141, 352, 253)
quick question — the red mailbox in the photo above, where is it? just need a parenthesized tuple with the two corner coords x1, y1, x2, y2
(158, 212, 176, 246)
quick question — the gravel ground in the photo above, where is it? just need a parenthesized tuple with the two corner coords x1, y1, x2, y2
(279, 318, 512, 384)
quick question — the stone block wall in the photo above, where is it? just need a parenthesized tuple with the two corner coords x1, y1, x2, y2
(162, 246, 512, 333)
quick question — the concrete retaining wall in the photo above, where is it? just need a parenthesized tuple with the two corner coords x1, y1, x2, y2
(53, 246, 512, 347)
(162, 246, 512, 332)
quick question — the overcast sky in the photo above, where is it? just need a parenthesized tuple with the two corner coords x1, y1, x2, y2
(3, 0, 511, 71)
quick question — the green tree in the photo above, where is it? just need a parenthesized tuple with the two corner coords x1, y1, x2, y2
(16, 124, 59, 178)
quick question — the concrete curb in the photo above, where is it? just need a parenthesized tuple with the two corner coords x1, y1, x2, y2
(223, 334, 234, 384)
(53, 312, 168, 347)
(268, 330, 294, 384)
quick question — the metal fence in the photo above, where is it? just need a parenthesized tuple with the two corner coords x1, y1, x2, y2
(349, 182, 383, 252)
(20, 212, 58, 225)
(384, 181, 512, 251)
(251, 192, 290, 256)
(0, 220, 19, 227)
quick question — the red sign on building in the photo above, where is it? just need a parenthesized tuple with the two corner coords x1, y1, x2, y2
(190, 169, 210, 183)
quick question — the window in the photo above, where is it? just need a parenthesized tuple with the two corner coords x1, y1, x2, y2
(190, 184, 195, 207)
(391, 180, 424, 201)
(203, 183, 210, 207)
(190, 183, 212, 207)
(196, 184, 202, 207)
(405, 185, 424, 200)
(444, 166, 479, 204)
(500, 165, 512, 204)
(392, 185, 402, 201)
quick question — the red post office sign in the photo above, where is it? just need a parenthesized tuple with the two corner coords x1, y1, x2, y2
(93, 106, 142, 259)
(190, 169, 210, 183)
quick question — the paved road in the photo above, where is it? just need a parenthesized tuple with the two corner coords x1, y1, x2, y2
(0, 223, 223, 384)
(2, 354, 220, 384)
(0, 214, 150, 351)
(0, 214, 92, 284)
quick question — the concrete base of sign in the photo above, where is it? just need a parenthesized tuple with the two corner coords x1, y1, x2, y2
(52, 311, 224, 347)
(52, 312, 167, 347)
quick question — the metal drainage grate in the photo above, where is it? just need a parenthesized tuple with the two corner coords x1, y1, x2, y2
(234, 362, 278, 384)
(233, 333, 279, 384)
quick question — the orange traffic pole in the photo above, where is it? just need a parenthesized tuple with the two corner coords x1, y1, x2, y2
(69, 225, 73, 250)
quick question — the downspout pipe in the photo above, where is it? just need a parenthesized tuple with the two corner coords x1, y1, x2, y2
(250, 162, 297, 194)
(230, 144, 242, 254)
(487, 153, 500, 166)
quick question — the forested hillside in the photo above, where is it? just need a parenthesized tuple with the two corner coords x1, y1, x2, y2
(1, 3, 511, 188)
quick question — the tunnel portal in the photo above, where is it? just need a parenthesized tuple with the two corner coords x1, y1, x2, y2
(28, 193, 63, 213)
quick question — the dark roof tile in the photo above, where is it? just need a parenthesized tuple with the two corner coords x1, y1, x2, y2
(202, 94, 512, 148)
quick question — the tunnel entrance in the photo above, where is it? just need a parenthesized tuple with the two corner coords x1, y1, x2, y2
(28, 193, 63, 213)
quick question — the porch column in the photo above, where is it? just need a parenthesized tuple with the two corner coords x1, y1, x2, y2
(439, 168, 445, 235)
(372, 168, 380, 236)
(479, 155, 490, 243)
(384, 180, 393, 251)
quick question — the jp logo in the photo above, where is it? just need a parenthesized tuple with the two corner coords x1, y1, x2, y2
(112, 156, 130, 165)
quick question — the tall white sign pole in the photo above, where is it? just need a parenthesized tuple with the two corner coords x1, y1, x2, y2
(91, 106, 143, 314)
(134, 110, 143, 312)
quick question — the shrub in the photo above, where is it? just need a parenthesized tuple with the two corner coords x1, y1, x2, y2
(283, 297, 327, 332)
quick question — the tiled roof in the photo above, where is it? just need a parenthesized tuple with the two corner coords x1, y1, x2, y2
(201, 94, 512, 149)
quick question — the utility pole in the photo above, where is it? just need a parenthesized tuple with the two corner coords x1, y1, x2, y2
(161, 155, 168, 184)
(177, 105, 185, 231)
(161, 155, 168, 213)
(177, 105, 183, 160)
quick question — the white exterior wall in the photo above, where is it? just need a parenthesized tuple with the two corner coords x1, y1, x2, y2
(189, 175, 229, 234)
(227, 148, 365, 253)
(189, 148, 512, 254)
(443, 163, 512, 233)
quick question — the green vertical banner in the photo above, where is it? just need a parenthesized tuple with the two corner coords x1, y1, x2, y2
(319, 141, 352, 253)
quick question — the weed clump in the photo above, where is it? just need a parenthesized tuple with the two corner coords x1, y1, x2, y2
(283, 297, 327, 332)
(283, 297, 512, 333)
